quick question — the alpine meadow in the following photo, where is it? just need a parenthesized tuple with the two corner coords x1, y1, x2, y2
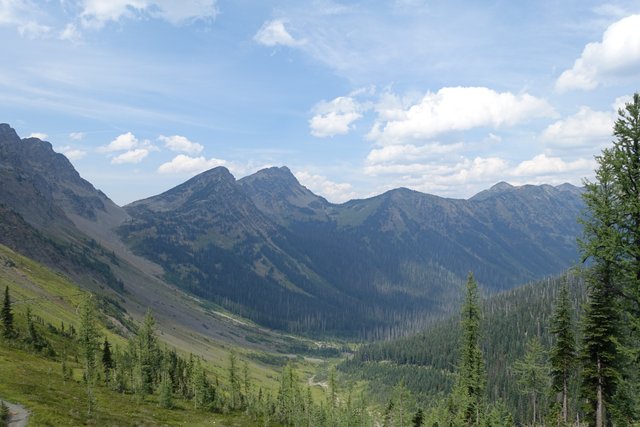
(1, 2, 640, 426)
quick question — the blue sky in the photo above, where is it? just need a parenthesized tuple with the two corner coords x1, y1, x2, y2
(1, 0, 640, 204)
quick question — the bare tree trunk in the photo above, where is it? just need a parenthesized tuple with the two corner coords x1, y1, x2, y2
(562, 376, 568, 424)
(532, 393, 537, 426)
(596, 357, 603, 427)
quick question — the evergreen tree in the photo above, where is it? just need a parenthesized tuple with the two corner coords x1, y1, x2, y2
(102, 337, 114, 385)
(159, 370, 173, 409)
(228, 350, 241, 410)
(580, 149, 624, 427)
(512, 336, 551, 426)
(1, 286, 14, 339)
(550, 281, 576, 424)
(78, 295, 100, 415)
(136, 309, 159, 397)
(454, 272, 486, 426)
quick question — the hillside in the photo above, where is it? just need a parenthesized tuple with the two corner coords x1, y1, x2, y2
(121, 165, 584, 336)
(340, 271, 587, 423)
(1, 123, 585, 337)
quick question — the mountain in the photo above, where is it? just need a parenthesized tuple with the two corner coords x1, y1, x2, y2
(0, 123, 586, 337)
(120, 164, 585, 336)
(0, 123, 313, 355)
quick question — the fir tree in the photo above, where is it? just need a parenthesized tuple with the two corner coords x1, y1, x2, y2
(580, 150, 624, 427)
(159, 370, 173, 409)
(512, 336, 551, 426)
(136, 309, 159, 397)
(454, 272, 486, 426)
(102, 337, 114, 385)
(228, 350, 241, 410)
(78, 295, 100, 415)
(550, 281, 576, 424)
(1, 286, 14, 339)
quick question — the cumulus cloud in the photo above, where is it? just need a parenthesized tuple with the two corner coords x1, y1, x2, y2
(158, 154, 226, 174)
(28, 132, 48, 140)
(158, 135, 203, 154)
(512, 154, 594, 177)
(556, 14, 640, 92)
(0, 1, 52, 38)
(18, 21, 50, 39)
(60, 147, 87, 160)
(254, 19, 303, 47)
(309, 96, 363, 137)
(111, 148, 150, 164)
(59, 23, 82, 43)
(294, 171, 356, 203)
(542, 106, 613, 149)
(98, 132, 156, 164)
(366, 142, 463, 164)
(79, 0, 218, 28)
(69, 132, 85, 141)
(368, 87, 555, 144)
(98, 132, 140, 152)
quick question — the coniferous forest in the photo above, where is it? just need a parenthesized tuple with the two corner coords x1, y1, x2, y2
(1, 91, 640, 425)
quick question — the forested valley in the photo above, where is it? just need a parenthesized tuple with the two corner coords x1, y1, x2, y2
(2, 94, 640, 426)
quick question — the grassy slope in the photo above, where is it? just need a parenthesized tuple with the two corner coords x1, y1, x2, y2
(0, 243, 335, 425)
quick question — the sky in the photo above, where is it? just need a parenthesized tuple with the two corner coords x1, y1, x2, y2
(1, 0, 640, 205)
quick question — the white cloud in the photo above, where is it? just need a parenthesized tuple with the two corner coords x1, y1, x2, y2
(59, 23, 82, 43)
(254, 19, 303, 47)
(69, 131, 85, 141)
(309, 96, 362, 137)
(0, 1, 50, 38)
(111, 148, 150, 164)
(512, 154, 593, 177)
(158, 134, 203, 154)
(98, 132, 157, 164)
(17, 20, 50, 39)
(157, 154, 226, 174)
(98, 132, 140, 152)
(61, 147, 87, 160)
(368, 87, 555, 144)
(28, 132, 48, 140)
(294, 171, 356, 203)
(556, 14, 640, 92)
(542, 106, 613, 149)
(366, 142, 463, 164)
(79, 0, 218, 28)
(0, 0, 29, 26)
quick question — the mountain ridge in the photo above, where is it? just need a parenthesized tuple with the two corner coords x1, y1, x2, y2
(0, 122, 586, 336)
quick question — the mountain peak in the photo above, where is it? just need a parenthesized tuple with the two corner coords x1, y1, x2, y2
(0, 123, 20, 141)
(243, 166, 298, 185)
(490, 181, 514, 191)
(238, 166, 330, 222)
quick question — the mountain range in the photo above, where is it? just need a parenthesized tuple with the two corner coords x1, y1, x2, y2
(0, 123, 585, 336)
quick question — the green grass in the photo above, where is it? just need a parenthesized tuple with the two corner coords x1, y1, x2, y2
(0, 243, 351, 425)
(0, 341, 259, 426)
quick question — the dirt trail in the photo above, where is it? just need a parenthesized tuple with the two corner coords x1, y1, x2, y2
(2, 399, 29, 427)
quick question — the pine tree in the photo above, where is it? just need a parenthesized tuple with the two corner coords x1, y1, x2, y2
(228, 350, 241, 410)
(102, 337, 114, 385)
(550, 281, 576, 424)
(454, 272, 486, 426)
(1, 286, 14, 339)
(78, 295, 100, 415)
(580, 149, 623, 427)
(136, 309, 159, 397)
(159, 370, 173, 409)
(512, 336, 551, 426)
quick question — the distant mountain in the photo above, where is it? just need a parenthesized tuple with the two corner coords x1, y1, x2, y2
(120, 164, 585, 336)
(0, 124, 126, 289)
(0, 122, 586, 336)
